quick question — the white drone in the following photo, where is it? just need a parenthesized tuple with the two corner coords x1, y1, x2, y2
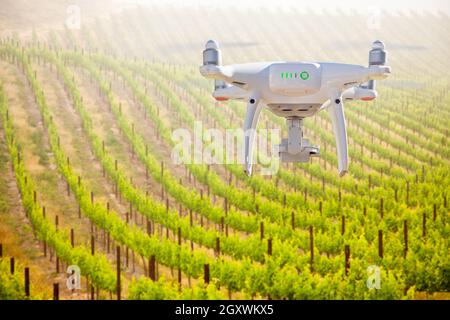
(199, 40, 391, 176)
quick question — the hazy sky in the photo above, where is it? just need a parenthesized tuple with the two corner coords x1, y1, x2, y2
(117, 0, 450, 14)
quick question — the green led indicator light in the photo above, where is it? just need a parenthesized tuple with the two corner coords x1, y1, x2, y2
(300, 71, 310, 80)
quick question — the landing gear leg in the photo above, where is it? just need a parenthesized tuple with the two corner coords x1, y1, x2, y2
(328, 97, 348, 176)
(243, 93, 262, 176)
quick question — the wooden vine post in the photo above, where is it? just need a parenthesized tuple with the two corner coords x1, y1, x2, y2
(404, 220, 408, 258)
(53, 283, 59, 300)
(24, 267, 30, 297)
(267, 238, 272, 256)
(378, 230, 383, 259)
(204, 264, 210, 284)
(70, 229, 74, 248)
(344, 245, 350, 276)
(215, 237, 220, 257)
(149, 255, 156, 281)
(260, 221, 264, 241)
(10, 257, 15, 274)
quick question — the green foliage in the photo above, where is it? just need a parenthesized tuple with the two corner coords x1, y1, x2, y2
(128, 277, 225, 300)
(0, 258, 28, 300)
(0, 39, 447, 299)
(0, 51, 117, 292)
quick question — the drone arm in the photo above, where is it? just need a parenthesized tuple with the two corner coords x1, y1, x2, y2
(244, 92, 263, 175)
(199, 65, 234, 82)
(342, 86, 377, 101)
(328, 96, 349, 177)
(213, 84, 248, 101)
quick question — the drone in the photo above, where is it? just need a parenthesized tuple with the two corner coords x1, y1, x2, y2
(199, 40, 391, 176)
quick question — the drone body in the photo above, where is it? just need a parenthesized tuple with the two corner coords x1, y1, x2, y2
(199, 40, 391, 176)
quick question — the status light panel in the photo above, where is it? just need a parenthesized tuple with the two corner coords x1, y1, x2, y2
(280, 71, 310, 80)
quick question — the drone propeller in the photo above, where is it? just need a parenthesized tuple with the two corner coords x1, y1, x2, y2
(367, 40, 387, 90)
(202, 40, 228, 100)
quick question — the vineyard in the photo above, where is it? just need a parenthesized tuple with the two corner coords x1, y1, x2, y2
(0, 4, 449, 300)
